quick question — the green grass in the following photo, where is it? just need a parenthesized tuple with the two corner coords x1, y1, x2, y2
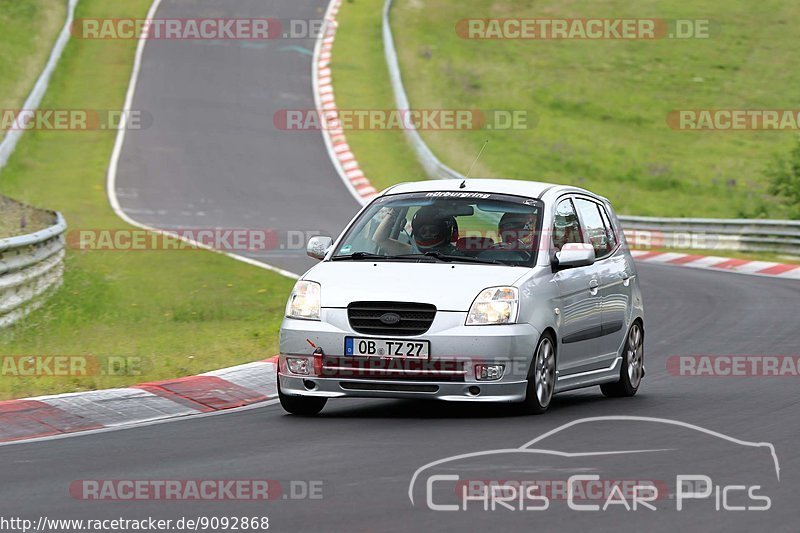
(0, 0, 295, 400)
(0, 0, 66, 139)
(334, 0, 800, 218)
(332, 0, 428, 190)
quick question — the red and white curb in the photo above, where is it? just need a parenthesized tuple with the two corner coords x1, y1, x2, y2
(313, 2, 800, 281)
(631, 250, 800, 280)
(0, 357, 279, 444)
(315, 0, 377, 205)
(7, 0, 800, 445)
(0, 0, 359, 446)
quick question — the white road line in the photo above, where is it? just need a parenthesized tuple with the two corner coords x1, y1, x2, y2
(105, 0, 300, 280)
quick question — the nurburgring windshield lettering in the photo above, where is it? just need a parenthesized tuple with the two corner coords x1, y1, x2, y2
(331, 192, 544, 267)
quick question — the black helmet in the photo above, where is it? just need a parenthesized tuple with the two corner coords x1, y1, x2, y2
(412, 207, 456, 251)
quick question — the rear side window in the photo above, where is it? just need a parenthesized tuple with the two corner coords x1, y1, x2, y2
(552, 199, 583, 251)
(574, 198, 616, 259)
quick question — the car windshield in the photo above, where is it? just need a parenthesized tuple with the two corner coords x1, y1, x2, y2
(331, 191, 544, 267)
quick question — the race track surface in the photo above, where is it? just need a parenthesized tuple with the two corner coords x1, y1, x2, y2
(2, 1, 798, 531)
(3, 264, 799, 532)
(114, 0, 358, 274)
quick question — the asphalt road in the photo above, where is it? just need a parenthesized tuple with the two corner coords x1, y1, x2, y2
(3, 0, 798, 532)
(2, 265, 799, 532)
(114, 0, 358, 274)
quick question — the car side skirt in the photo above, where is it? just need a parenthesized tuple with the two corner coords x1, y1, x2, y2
(554, 356, 623, 393)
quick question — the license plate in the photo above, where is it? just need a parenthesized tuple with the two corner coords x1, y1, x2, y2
(345, 337, 430, 359)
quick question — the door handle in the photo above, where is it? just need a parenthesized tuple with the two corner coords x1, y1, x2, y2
(620, 271, 630, 280)
(589, 279, 599, 295)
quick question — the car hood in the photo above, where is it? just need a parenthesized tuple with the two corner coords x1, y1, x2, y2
(304, 261, 527, 311)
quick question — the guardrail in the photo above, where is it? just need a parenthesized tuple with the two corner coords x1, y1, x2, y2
(0, 210, 67, 328)
(381, 0, 800, 257)
(382, 0, 461, 182)
(0, 0, 79, 171)
(619, 217, 800, 256)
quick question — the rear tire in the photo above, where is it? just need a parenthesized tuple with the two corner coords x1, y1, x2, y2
(601, 321, 644, 398)
(278, 379, 327, 416)
(517, 334, 556, 415)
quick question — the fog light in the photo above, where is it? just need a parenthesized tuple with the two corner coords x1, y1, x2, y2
(287, 357, 310, 375)
(475, 364, 505, 381)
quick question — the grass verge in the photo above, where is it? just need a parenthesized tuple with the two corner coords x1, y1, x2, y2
(0, 0, 295, 400)
(334, 0, 800, 218)
(332, 0, 428, 190)
(0, 0, 66, 141)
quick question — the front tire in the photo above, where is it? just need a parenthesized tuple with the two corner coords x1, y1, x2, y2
(601, 321, 644, 398)
(278, 378, 327, 416)
(517, 334, 556, 415)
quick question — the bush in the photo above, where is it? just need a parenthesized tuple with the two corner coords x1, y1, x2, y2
(766, 137, 800, 219)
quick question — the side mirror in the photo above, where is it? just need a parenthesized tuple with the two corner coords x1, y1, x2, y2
(555, 243, 595, 269)
(307, 236, 333, 260)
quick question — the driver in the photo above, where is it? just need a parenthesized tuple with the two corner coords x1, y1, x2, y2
(411, 207, 460, 255)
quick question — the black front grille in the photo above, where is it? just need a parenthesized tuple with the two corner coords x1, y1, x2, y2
(348, 301, 436, 336)
(340, 382, 439, 393)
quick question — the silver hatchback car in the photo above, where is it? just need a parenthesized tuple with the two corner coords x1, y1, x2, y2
(278, 179, 644, 415)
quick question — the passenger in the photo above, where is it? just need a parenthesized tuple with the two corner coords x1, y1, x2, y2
(496, 212, 538, 251)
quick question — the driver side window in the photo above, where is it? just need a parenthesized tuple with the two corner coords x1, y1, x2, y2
(552, 198, 583, 252)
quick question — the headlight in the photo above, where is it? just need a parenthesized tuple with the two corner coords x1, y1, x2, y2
(466, 287, 519, 326)
(285, 281, 321, 320)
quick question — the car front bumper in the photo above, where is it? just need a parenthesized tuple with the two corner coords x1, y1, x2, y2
(278, 373, 529, 402)
(278, 309, 539, 402)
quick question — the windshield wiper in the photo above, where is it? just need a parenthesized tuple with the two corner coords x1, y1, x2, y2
(331, 252, 390, 261)
(395, 252, 509, 265)
(332, 251, 513, 266)
(331, 252, 423, 261)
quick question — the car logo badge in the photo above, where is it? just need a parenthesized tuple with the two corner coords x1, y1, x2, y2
(379, 312, 402, 325)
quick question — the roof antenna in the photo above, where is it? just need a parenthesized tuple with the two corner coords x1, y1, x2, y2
(462, 139, 489, 188)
